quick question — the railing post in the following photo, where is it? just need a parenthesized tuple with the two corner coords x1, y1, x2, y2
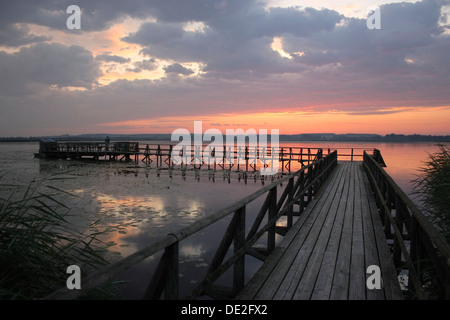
(287, 177, 294, 229)
(143, 241, 179, 300)
(298, 171, 305, 214)
(268, 187, 277, 252)
(164, 242, 179, 300)
(234, 206, 246, 293)
(307, 166, 313, 204)
(393, 194, 405, 269)
(289, 147, 292, 172)
(409, 215, 421, 296)
(384, 183, 393, 238)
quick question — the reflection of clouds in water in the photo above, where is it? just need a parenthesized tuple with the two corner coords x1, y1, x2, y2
(101, 226, 141, 259)
(179, 243, 209, 284)
(95, 193, 205, 223)
(184, 199, 203, 217)
(180, 243, 206, 260)
(89, 192, 207, 260)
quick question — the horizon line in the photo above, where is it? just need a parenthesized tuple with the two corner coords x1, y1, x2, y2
(2, 132, 450, 137)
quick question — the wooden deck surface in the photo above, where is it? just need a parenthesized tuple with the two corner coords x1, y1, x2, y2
(237, 161, 403, 300)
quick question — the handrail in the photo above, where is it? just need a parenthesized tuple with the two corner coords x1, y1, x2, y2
(42, 141, 375, 164)
(43, 150, 338, 300)
(363, 151, 450, 299)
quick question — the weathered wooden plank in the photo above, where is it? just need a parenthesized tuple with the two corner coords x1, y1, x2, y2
(235, 211, 316, 299)
(267, 163, 346, 299)
(360, 164, 386, 300)
(237, 161, 403, 301)
(236, 163, 341, 299)
(252, 200, 325, 299)
(293, 162, 351, 300)
(235, 187, 322, 299)
(306, 162, 351, 300)
(348, 163, 366, 300)
(329, 162, 353, 300)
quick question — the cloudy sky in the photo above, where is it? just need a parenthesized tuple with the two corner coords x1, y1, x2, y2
(0, 0, 449, 136)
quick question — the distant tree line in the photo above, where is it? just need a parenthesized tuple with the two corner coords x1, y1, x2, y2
(1, 133, 449, 143)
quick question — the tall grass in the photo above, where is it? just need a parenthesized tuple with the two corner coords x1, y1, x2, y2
(0, 174, 111, 299)
(413, 144, 450, 242)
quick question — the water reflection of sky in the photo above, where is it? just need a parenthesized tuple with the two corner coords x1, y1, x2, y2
(1, 141, 448, 299)
(48, 166, 266, 260)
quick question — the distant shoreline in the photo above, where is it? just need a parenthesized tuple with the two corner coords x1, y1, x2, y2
(1, 133, 449, 143)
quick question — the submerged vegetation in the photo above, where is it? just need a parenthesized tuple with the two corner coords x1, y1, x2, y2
(0, 174, 112, 299)
(413, 144, 450, 242)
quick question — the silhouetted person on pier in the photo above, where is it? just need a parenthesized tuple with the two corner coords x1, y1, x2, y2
(105, 136, 110, 151)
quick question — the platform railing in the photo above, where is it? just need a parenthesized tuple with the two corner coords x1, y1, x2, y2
(363, 151, 450, 299)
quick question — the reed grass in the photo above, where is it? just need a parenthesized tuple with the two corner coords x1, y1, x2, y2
(413, 144, 450, 242)
(0, 173, 112, 299)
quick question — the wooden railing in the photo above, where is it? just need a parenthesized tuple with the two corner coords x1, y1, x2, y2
(363, 151, 450, 299)
(43, 150, 338, 300)
(39, 141, 375, 172)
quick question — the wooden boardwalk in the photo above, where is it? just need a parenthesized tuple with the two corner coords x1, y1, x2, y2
(43, 150, 450, 300)
(237, 161, 403, 300)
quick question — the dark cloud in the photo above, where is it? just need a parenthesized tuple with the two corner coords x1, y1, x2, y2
(96, 53, 130, 63)
(143, 0, 257, 23)
(123, 6, 343, 78)
(0, 24, 51, 47)
(282, 0, 450, 82)
(122, 22, 185, 45)
(0, 0, 154, 33)
(127, 59, 158, 72)
(164, 63, 195, 75)
(0, 0, 254, 44)
(0, 43, 101, 94)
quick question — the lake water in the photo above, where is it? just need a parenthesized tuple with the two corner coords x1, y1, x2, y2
(0, 141, 446, 299)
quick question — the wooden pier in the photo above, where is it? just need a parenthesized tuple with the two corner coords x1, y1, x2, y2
(43, 149, 450, 300)
(35, 139, 381, 174)
(236, 161, 402, 299)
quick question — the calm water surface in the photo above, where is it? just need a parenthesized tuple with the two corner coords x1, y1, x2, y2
(0, 141, 446, 298)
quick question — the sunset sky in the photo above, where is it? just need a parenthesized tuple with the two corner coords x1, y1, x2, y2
(0, 0, 449, 137)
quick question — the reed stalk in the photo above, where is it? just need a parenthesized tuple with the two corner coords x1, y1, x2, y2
(413, 144, 450, 242)
(0, 174, 112, 299)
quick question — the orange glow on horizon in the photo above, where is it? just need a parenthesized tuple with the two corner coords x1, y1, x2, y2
(97, 106, 450, 136)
